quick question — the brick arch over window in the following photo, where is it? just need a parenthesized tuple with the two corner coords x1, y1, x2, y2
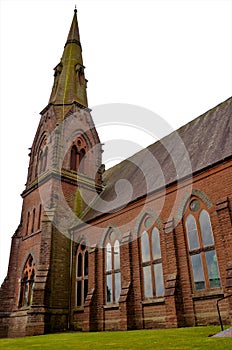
(138, 214, 165, 299)
(102, 226, 122, 304)
(176, 189, 213, 222)
(183, 196, 221, 292)
(70, 135, 88, 173)
(135, 209, 163, 237)
(18, 254, 36, 308)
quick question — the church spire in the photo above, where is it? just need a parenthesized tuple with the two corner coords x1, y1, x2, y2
(66, 7, 80, 46)
(49, 9, 88, 108)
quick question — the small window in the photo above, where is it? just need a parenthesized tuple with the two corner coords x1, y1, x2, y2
(37, 204, 42, 230)
(185, 198, 221, 291)
(105, 236, 121, 304)
(31, 208, 36, 234)
(26, 212, 30, 235)
(76, 242, 88, 307)
(70, 145, 78, 171)
(79, 148, 86, 173)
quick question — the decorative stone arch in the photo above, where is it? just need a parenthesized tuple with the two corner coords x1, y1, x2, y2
(100, 224, 122, 248)
(134, 208, 163, 238)
(74, 235, 90, 255)
(18, 250, 38, 275)
(176, 188, 213, 222)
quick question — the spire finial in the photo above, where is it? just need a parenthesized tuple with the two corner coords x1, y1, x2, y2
(74, 5, 77, 14)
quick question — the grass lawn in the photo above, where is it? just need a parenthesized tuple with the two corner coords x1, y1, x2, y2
(0, 326, 231, 350)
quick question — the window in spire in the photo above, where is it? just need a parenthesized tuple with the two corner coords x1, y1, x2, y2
(70, 138, 87, 173)
(26, 212, 30, 236)
(31, 208, 36, 234)
(79, 148, 86, 173)
(37, 204, 42, 230)
(70, 145, 78, 171)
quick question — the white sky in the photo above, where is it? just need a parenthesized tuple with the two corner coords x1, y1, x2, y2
(0, 0, 231, 285)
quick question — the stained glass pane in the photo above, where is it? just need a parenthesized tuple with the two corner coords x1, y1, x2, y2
(186, 215, 200, 250)
(152, 227, 161, 260)
(115, 272, 121, 302)
(106, 274, 113, 302)
(106, 243, 112, 271)
(143, 265, 153, 298)
(76, 281, 82, 306)
(84, 279, 88, 301)
(114, 240, 120, 270)
(205, 250, 221, 288)
(141, 231, 150, 262)
(84, 251, 88, 276)
(191, 254, 205, 290)
(77, 253, 82, 277)
(154, 263, 164, 297)
(199, 210, 214, 247)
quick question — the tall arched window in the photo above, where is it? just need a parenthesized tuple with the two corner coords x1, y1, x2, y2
(36, 138, 48, 176)
(26, 212, 30, 235)
(18, 255, 36, 308)
(185, 198, 221, 291)
(37, 204, 42, 230)
(70, 145, 78, 171)
(79, 148, 86, 173)
(141, 226, 164, 298)
(70, 138, 87, 173)
(76, 242, 88, 307)
(31, 208, 36, 234)
(105, 235, 121, 304)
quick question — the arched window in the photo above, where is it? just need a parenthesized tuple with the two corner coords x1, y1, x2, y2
(185, 198, 221, 291)
(37, 204, 42, 230)
(26, 212, 30, 235)
(141, 226, 164, 298)
(76, 242, 88, 307)
(18, 255, 36, 308)
(36, 139, 48, 177)
(70, 145, 78, 171)
(31, 208, 36, 234)
(70, 138, 87, 173)
(79, 148, 86, 173)
(105, 235, 121, 304)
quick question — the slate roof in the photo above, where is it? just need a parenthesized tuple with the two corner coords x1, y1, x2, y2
(83, 97, 232, 222)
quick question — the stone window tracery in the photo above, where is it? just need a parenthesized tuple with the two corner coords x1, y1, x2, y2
(76, 242, 88, 307)
(140, 225, 164, 299)
(18, 255, 36, 308)
(105, 233, 121, 304)
(70, 137, 87, 173)
(184, 197, 221, 291)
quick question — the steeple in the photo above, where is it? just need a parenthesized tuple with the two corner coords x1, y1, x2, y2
(49, 9, 88, 108)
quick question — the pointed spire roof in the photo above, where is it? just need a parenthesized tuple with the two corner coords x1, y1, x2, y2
(49, 9, 88, 109)
(65, 8, 81, 48)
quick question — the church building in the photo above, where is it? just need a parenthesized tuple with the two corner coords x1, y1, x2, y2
(0, 9, 232, 337)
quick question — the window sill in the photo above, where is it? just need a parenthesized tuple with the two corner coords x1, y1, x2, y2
(73, 306, 84, 312)
(192, 289, 224, 301)
(142, 297, 165, 306)
(103, 303, 119, 310)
